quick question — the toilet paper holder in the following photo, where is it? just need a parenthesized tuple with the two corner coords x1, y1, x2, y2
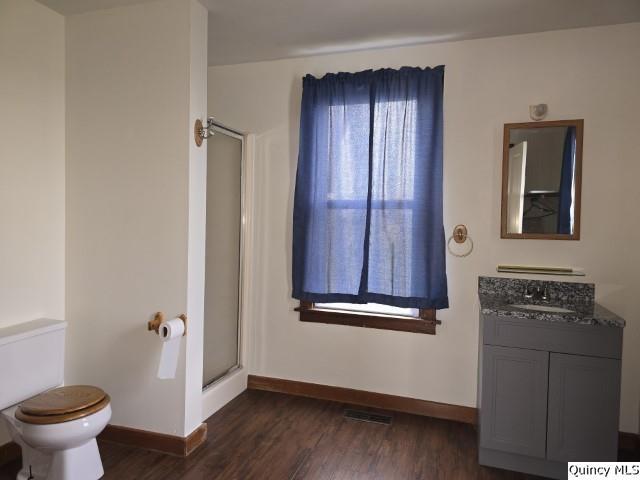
(148, 312, 187, 336)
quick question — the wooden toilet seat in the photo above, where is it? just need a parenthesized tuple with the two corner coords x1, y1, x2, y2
(15, 385, 110, 425)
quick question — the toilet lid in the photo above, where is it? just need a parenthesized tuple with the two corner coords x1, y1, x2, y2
(16, 386, 110, 425)
(19, 385, 107, 416)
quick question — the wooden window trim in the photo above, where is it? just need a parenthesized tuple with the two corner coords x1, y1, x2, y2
(295, 301, 440, 335)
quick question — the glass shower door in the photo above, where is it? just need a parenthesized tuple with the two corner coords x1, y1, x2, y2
(202, 124, 243, 388)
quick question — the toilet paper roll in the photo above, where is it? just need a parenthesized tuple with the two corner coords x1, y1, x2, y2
(156, 318, 185, 380)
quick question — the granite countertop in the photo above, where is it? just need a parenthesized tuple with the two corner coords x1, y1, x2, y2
(478, 276, 626, 328)
(479, 295, 626, 328)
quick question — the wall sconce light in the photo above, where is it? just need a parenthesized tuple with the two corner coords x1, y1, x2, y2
(194, 117, 215, 147)
(529, 104, 548, 121)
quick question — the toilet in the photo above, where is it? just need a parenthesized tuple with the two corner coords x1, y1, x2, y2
(0, 319, 111, 480)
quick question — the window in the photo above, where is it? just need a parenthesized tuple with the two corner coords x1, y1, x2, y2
(316, 302, 417, 317)
(292, 67, 447, 334)
(296, 301, 439, 335)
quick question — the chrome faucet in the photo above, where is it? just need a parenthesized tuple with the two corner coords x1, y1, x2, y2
(524, 282, 548, 301)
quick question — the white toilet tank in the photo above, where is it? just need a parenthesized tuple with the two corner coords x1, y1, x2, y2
(0, 319, 66, 411)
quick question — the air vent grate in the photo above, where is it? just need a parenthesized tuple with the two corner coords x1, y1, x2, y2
(344, 409, 392, 425)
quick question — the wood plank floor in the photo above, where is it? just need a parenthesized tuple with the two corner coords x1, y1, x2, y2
(1, 390, 545, 480)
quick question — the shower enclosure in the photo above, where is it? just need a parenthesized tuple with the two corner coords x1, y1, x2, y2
(202, 123, 244, 389)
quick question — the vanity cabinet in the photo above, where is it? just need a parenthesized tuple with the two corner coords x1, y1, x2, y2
(480, 345, 549, 458)
(478, 313, 623, 479)
(546, 353, 621, 462)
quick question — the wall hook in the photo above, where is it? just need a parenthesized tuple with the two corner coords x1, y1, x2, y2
(452, 224, 468, 244)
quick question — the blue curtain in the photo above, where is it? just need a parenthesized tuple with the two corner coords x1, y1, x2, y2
(557, 126, 576, 234)
(292, 66, 448, 309)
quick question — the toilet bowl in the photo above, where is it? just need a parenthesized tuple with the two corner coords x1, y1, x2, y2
(1, 385, 111, 480)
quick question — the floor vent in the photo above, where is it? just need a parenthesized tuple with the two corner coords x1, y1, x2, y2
(344, 409, 392, 425)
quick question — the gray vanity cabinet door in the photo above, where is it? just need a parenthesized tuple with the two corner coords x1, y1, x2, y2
(480, 345, 549, 457)
(547, 353, 621, 462)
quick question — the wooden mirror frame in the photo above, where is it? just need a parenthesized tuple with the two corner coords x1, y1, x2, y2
(500, 119, 583, 240)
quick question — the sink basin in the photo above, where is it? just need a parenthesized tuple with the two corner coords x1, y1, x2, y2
(510, 304, 575, 313)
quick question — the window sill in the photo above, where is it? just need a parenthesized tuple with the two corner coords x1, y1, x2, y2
(295, 302, 440, 335)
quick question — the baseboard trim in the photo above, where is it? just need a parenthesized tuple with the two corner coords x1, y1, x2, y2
(1, 423, 208, 466)
(619, 431, 640, 457)
(247, 374, 478, 425)
(0, 440, 20, 467)
(98, 422, 207, 457)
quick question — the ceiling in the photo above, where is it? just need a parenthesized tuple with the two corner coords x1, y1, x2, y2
(37, 0, 640, 66)
(36, 0, 156, 15)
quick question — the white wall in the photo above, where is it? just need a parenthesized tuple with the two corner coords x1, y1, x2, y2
(66, 0, 206, 437)
(208, 23, 640, 433)
(0, 0, 66, 444)
(184, 0, 208, 437)
(0, 0, 66, 331)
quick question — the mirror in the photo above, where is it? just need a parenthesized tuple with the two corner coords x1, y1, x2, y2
(501, 119, 583, 240)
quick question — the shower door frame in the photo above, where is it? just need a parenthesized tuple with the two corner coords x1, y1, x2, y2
(202, 121, 246, 391)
